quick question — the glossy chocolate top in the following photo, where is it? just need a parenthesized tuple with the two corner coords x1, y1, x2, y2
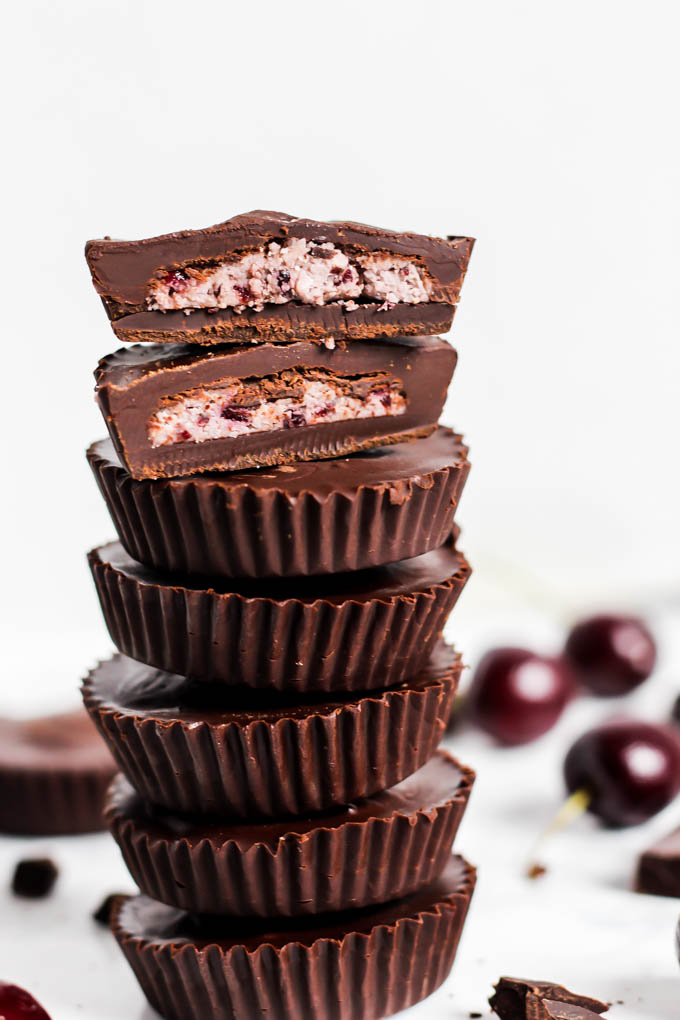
(86, 640, 460, 726)
(89, 533, 468, 605)
(86, 210, 475, 315)
(106, 750, 472, 849)
(114, 854, 473, 951)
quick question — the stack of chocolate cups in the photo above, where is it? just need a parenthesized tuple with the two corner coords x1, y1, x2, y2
(81, 211, 477, 1020)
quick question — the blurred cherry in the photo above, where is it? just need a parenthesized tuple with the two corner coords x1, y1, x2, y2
(564, 719, 680, 826)
(563, 614, 656, 696)
(0, 983, 51, 1020)
(466, 648, 573, 745)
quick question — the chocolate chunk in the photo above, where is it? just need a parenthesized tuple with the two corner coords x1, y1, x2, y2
(94, 336, 457, 480)
(490, 978, 609, 1020)
(105, 750, 475, 916)
(87, 535, 470, 691)
(85, 210, 474, 343)
(0, 709, 116, 835)
(11, 858, 58, 898)
(538, 1003, 607, 1020)
(87, 427, 470, 578)
(111, 855, 476, 1020)
(93, 892, 126, 926)
(635, 826, 680, 897)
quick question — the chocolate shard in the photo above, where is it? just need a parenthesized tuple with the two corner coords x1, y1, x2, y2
(635, 826, 680, 897)
(85, 209, 474, 343)
(537, 1002, 608, 1020)
(0, 708, 116, 836)
(11, 858, 59, 899)
(94, 336, 457, 480)
(87, 535, 471, 691)
(86, 427, 470, 578)
(111, 855, 476, 1020)
(490, 978, 609, 1020)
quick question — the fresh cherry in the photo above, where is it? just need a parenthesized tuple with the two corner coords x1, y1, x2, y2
(564, 719, 680, 826)
(563, 614, 656, 696)
(466, 648, 573, 745)
(0, 983, 52, 1020)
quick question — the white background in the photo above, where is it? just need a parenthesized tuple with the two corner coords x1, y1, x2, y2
(1, 1, 680, 1018)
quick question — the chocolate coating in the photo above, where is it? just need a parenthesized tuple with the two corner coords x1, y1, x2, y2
(95, 337, 457, 480)
(83, 641, 462, 815)
(87, 535, 471, 690)
(635, 826, 680, 897)
(87, 427, 470, 578)
(112, 855, 476, 1020)
(105, 750, 475, 916)
(85, 210, 474, 338)
(0, 709, 116, 835)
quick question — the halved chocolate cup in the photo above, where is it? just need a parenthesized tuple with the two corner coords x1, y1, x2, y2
(87, 427, 470, 578)
(82, 642, 462, 816)
(111, 854, 476, 1020)
(105, 750, 474, 916)
(87, 535, 471, 691)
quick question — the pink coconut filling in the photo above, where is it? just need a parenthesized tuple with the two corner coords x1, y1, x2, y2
(147, 238, 432, 314)
(148, 376, 406, 448)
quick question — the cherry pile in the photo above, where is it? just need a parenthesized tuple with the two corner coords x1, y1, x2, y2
(466, 613, 657, 747)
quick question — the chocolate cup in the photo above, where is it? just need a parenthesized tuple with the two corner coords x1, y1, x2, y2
(0, 709, 116, 835)
(86, 427, 470, 578)
(111, 855, 475, 1020)
(105, 750, 474, 916)
(82, 641, 462, 816)
(87, 536, 471, 691)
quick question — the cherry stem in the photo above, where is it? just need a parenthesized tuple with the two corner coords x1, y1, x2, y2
(525, 787, 591, 878)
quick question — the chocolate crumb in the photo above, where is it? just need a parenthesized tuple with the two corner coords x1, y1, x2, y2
(11, 858, 58, 899)
(527, 863, 548, 880)
(92, 892, 125, 926)
(470, 1012, 483, 1017)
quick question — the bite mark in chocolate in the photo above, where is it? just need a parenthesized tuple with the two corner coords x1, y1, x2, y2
(148, 367, 405, 448)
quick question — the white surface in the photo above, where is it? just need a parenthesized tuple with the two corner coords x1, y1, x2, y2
(1, 603, 679, 1019)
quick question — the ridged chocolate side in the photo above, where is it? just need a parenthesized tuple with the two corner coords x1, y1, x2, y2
(104, 753, 474, 916)
(87, 541, 471, 691)
(111, 857, 476, 1020)
(86, 429, 470, 578)
(0, 766, 113, 836)
(82, 644, 462, 815)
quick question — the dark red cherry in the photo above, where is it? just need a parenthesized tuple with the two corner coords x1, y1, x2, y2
(0, 983, 52, 1020)
(563, 614, 656, 696)
(466, 648, 573, 745)
(564, 720, 680, 826)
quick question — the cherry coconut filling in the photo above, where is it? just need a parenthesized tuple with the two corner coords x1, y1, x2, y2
(148, 368, 407, 448)
(147, 238, 433, 314)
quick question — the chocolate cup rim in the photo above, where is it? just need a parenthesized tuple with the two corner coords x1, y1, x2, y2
(88, 536, 470, 609)
(104, 750, 475, 855)
(86, 427, 469, 502)
(82, 646, 463, 734)
(110, 855, 477, 954)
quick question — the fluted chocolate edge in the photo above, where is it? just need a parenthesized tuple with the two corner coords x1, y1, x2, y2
(82, 648, 462, 815)
(0, 765, 114, 836)
(111, 859, 476, 1020)
(105, 756, 474, 916)
(87, 548, 471, 690)
(86, 434, 470, 578)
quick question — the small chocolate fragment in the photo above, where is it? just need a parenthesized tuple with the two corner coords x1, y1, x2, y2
(85, 209, 474, 343)
(11, 858, 59, 899)
(93, 892, 127, 926)
(94, 336, 457, 479)
(87, 427, 470, 578)
(88, 535, 471, 691)
(0, 708, 116, 835)
(635, 826, 680, 897)
(105, 750, 475, 916)
(111, 855, 476, 1020)
(83, 641, 462, 816)
(538, 1003, 606, 1020)
(490, 978, 609, 1020)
